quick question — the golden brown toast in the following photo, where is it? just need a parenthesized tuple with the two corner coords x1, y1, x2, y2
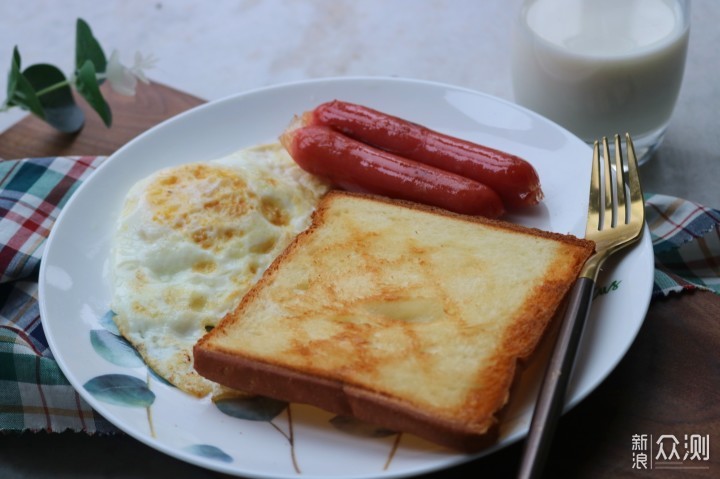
(193, 191, 594, 451)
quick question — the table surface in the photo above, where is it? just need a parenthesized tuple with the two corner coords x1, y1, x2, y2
(1, 1, 718, 478)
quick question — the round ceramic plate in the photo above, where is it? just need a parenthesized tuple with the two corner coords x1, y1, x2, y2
(39, 77, 654, 479)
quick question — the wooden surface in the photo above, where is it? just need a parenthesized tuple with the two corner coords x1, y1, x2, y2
(1, 82, 717, 478)
(0, 81, 204, 159)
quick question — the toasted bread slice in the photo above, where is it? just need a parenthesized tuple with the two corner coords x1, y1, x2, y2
(194, 191, 594, 451)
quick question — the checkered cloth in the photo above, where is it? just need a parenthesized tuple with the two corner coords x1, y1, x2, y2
(0, 156, 718, 434)
(1, 156, 117, 434)
(646, 194, 720, 296)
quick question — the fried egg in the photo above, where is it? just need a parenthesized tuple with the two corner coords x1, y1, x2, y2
(109, 143, 328, 397)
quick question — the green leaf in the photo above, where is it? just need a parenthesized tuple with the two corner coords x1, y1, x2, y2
(84, 374, 155, 407)
(5, 47, 21, 101)
(75, 18, 106, 76)
(329, 415, 397, 438)
(5, 47, 45, 119)
(214, 394, 287, 421)
(90, 329, 145, 367)
(183, 444, 233, 463)
(23, 64, 84, 133)
(75, 60, 112, 127)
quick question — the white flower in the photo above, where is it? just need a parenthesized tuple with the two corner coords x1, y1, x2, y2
(105, 50, 157, 96)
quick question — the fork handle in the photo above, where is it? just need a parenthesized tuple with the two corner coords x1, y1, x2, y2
(517, 277, 595, 479)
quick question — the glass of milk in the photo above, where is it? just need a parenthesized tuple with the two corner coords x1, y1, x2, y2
(511, 0, 690, 164)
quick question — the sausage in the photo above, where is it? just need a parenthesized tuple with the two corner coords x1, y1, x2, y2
(306, 100, 543, 210)
(281, 125, 506, 218)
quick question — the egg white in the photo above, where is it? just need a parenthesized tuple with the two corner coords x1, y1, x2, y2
(109, 143, 328, 397)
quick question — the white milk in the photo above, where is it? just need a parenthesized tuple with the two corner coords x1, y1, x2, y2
(511, 0, 690, 155)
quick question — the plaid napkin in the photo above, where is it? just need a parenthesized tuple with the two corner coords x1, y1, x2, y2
(646, 194, 720, 297)
(0, 156, 718, 434)
(1, 156, 116, 434)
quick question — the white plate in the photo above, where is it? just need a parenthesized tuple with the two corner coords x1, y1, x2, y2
(39, 77, 654, 479)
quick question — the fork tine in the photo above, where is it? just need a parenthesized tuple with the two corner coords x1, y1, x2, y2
(614, 134, 627, 226)
(625, 133, 645, 223)
(588, 141, 602, 232)
(601, 137, 613, 229)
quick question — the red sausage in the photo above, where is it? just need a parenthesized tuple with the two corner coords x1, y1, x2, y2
(306, 100, 543, 210)
(281, 125, 505, 218)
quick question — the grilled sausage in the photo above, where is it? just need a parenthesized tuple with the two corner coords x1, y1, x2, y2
(281, 125, 506, 218)
(307, 100, 543, 209)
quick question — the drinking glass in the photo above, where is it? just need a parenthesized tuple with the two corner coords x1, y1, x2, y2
(511, 0, 690, 164)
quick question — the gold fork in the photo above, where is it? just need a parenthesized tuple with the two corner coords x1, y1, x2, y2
(517, 134, 645, 479)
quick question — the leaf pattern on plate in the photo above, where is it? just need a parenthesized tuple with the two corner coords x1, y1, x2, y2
(183, 444, 233, 463)
(83, 374, 155, 407)
(214, 394, 288, 421)
(329, 415, 397, 438)
(147, 365, 175, 387)
(99, 310, 120, 335)
(90, 329, 145, 367)
(93, 309, 177, 389)
(183, 444, 233, 462)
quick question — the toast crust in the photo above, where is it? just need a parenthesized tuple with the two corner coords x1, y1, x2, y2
(196, 346, 500, 451)
(194, 190, 594, 451)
